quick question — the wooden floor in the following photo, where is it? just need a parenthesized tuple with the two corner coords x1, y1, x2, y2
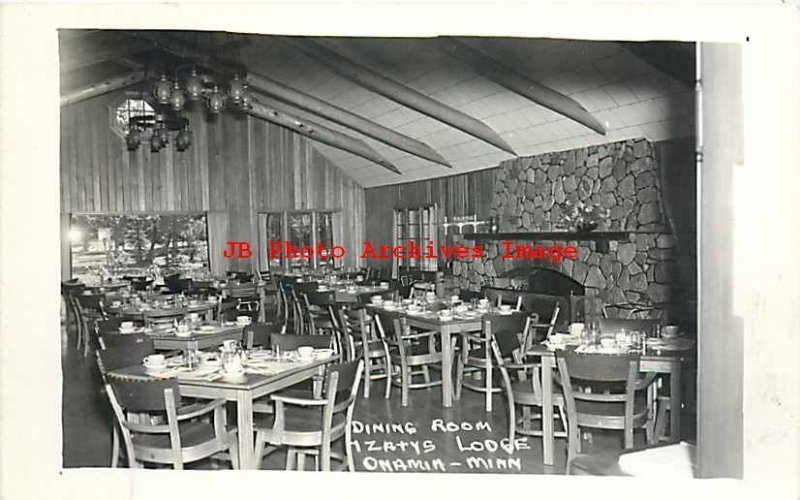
(62, 320, 674, 474)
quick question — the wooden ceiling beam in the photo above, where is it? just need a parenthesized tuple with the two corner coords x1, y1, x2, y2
(247, 73, 451, 168)
(129, 32, 246, 76)
(282, 38, 517, 156)
(60, 70, 147, 107)
(247, 98, 402, 175)
(441, 39, 606, 135)
(60, 37, 154, 73)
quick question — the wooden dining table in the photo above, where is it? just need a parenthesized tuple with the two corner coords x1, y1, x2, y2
(106, 301, 218, 322)
(108, 355, 336, 469)
(147, 325, 244, 351)
(527, 340, 695, 466)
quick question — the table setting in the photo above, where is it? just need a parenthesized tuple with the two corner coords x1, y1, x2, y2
(541, 322, 694, 355)
(368, 294, 513, 322)
(138, 341, 336, 382)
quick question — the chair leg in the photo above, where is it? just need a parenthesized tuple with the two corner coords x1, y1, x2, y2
(297, 451, 307, 471)
(253, 433, 266, 468)
(111, 425, 120, 468)
(485, 362, 493, 413)
(401, 363, 410, 407)
(557, 403, 568, 434)
(384, 350, 392, 400)
(229, 438, 240, 470)
(286, 448, 297, 470)
(345, 418, 356, 472)
(655, 400, 670, 442)
(454, 346, 465, 401)
(321, 441, 331, 472)
(363, 355, 371, 398)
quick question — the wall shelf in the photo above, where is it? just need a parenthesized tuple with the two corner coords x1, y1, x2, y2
(461, 231, 667, 252)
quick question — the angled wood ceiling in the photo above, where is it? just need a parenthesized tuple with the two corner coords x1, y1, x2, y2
(59, 30, 695, 188)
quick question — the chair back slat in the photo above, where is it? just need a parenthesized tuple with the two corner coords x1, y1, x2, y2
(96, 318, 123, 334)
(109, 377, 180, 412)
(326, 360, 360, 406)
(98, 334, 155, 372)
(306, 290, 336, 306)
(242, 322, 283, 349)
(558, 351, 638, 382)
(269, 333, 333, 351)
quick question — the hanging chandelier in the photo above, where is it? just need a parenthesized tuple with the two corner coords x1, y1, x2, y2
(125, 67, 252, 154)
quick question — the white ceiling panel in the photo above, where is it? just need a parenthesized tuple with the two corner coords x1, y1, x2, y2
(237, 36, 694, 188)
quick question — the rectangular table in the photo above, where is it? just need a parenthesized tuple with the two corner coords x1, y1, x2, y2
(109, 356, 334, 469)
(528, 343, 693, 466)
(149, 326, 244, 351)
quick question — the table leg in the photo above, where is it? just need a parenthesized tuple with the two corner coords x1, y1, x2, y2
(440, 325, 453, 408)
(542, 355, 555, 466)
(235, 392, 255, 469)
(670, 359, 682, 440)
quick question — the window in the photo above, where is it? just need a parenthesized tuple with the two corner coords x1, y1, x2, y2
(113, 97, 154, 136)
(258, 210, 338, 272)
(69, 213, 210, 283)
(393, 204, 439, 276)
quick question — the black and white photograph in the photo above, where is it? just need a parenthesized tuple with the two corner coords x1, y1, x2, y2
(1, 2, 799, 499)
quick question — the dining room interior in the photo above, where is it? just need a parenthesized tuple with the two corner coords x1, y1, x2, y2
(57, 28, 736, 478)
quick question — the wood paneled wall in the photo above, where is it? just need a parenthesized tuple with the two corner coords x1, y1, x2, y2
(60, 92, 365, 278)
(364, 168, 498, 271)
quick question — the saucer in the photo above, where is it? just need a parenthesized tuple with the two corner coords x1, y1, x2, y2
(144, 364, 168, 373)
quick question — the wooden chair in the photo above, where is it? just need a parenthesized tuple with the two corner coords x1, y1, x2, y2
(61, 281, 85, 346)
(374, 311, 442, 407)
(105, 376, 238, 469)
(98, 331, 154, 363)
(253, 360, 364, 471)
(455, 311, 531, 412)
(488, 325, 568, 442)
(556, 351, 657, 473)
(227, 282, 261, 317)
(75, 293, 107, 356)
(303, 290, 340, 336)
(337, 308, 391, 399)
(242, 321, 285, 350)
(526, 303, 561, 352)
(164, 277, 192, 294)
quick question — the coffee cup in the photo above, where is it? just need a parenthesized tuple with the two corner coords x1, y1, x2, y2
(499, 304, 512, 313)
(568, 323, 585, 337)
(370, 295, 383, 304)
(120, 321, 135, 332)
(379, 281, 389, 288)
(478, 299, 489, 309)
(297, 346, 315, 359)
(662, 325, 681, 338)
(236, 315, 252, 325)
(600, 338, 616, 349)
(188, 313, 200, 322)
(222, 339, 238, 352)
(111, 300, 122, 308)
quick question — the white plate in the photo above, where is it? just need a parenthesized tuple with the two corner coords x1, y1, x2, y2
(175, 330, 193, 338)
(221, 372, 247, 382)
(144, 364, 168, 373)
(198, 325, 217, 332)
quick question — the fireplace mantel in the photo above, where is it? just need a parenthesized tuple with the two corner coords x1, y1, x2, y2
(461, 231, 666, 252)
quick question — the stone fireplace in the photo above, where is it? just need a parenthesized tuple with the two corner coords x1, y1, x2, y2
(453, 137, 694, 321)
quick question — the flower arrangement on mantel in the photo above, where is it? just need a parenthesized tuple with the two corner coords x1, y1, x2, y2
(560, 200, 611, 233)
